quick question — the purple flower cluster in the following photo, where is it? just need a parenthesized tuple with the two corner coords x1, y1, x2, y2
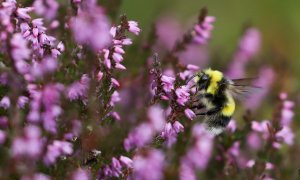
(98, 156, 132, 179)
(180, 124, 214, 180)
(124, 105, 165, 151)
(227, 28, 261, 78)
(70, 1, 111, 52)
(192, 16, 215, 44)
(131, 149, 165, 180)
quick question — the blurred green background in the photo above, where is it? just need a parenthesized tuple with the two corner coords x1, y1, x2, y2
(120, 0, 300, 90)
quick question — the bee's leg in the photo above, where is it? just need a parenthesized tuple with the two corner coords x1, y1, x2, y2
(196, 107, 221, 116)
(191, 102, 205, 109)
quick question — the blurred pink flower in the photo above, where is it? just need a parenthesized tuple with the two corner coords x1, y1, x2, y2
(0, 96, 10, 109)
(275, 126, 294, 146)
(12, 125, 43, 157)
(72, 169, 90, 180)
(155, 16, 182, 51)
(148, 105, 166, 131)
(247, 132, 262, 150)
(177, 45, 209, 67)
(227, 28, 261, 78)
(33, 0, 59, 20)
(70, 5, 111, 51)
(132, 149, 165, 180)
(66, 74, 90, 101)
(181, 124, 214, 174)
(192, 16, 215, 44)
(124, 123, 154, 151)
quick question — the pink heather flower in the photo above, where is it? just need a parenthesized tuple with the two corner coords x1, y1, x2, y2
(66, 75, 90, 101)
(247, 132, 262, 150)
(115, 63, 126, 70)
(266, 162, 274, 170)
(98, 157, 129, 178)
(251, 120, 270, 139)
(10, 33, 31, 73)
(281, 98, 294, 126)
(111, 78, 120, 87)
(238, 28, 261, 58)
(128, 20, 141, 35)
(112, 52, 123, 63)
(17, 96, 29, 108)
(193, 16, 215, 44)
(121, 38, 132, 45)
(132, 149, 165, 180)
(228, 141, 240, 157)
(182, 124, 214, 171)
(161, 75, 175, 92)
(70, 6, 111, 51)
(97, 71, 104, 81)
(57, 41, 65, 51)
(72, 169, 90, 180)
(187, 64, 200, 71)
(226, 28, 261, 78)
(111, 111, 121, 121)
(155, 16, 182, 51)
(124, 123, 154, 151)
(173, 121, 184, 133)
(177, 45, 209, 67)
(226, 119, 237, 133)
(119, 156, 133, 168)
(184, 108, 196, 120)
(246, 159, 255, 168)
(279, 92, 288, 100)
(44, 140, 73, 165)
(110, 91, 121, 106)
(160, 122, 182, 147)
(0, 130, 6, 144)
(110, 26, 117, 37)
(275, 126, 294, 146)
(16, 7, 34, 20)
(0, 96, 10, 109)
(180, 162, 196, 180)
(11, 125, 43, 157)
(104, 58, 111, 69)
(114, 45, 125, 54)
(148, 105, 166, 131)
(33, 0, 59, 20)
(176, 86, 190, 106)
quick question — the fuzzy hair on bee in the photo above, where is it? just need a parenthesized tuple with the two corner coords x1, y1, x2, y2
(190, 68, 259, 135)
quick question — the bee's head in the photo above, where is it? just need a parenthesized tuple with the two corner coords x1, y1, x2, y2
(193, 70, 210, 90)
(193, 68, 224, 91)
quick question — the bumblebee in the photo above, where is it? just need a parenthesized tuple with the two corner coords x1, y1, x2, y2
(190, 68, 258, 135)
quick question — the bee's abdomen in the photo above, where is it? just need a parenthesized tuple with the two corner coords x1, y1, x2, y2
(204, 115, 231, 135)
(221, 92, 235, 117)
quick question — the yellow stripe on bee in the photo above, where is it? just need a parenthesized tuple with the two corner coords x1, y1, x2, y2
(204, 69, 223, 95)
(221, 93, 236, 116)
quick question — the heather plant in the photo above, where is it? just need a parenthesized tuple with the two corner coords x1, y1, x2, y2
(0, 0, 298, 179)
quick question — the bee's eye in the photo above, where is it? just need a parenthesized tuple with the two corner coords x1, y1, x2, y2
(201, 75, 208, 81)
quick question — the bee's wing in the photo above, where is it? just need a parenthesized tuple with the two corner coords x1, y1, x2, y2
(229, 78, 262, 100)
